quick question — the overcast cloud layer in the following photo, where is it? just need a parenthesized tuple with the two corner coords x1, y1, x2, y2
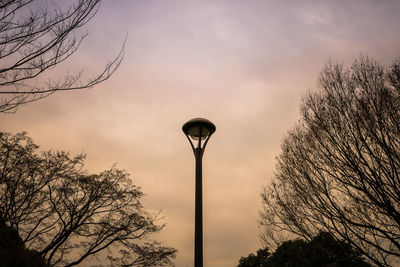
(1, 1, 400, 266)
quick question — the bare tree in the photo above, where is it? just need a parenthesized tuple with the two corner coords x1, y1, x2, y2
(260, 55, 400, 267)
(0, 0, 124, 113)
(0, 132, 176, 266)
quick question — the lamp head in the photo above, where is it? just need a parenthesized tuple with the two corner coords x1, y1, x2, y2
(182, 118, 216, 140)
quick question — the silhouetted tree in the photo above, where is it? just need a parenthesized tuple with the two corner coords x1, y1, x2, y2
(260, 55, 400, 266)
(237, 248, 269, 267)
(0, 132, 176, 266)
(237, 232, 372, 267)
(0, 0, 124, 113)
(268, 232, 372, 267)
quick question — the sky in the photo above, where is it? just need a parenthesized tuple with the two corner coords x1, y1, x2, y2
(1, 0, 400, 266)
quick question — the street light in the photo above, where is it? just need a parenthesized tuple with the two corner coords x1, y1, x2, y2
(182, 118, 216, 267)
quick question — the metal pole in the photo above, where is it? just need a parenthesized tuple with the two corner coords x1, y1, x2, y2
(183, 118, 215, 267)
(194, 147, 203, 267)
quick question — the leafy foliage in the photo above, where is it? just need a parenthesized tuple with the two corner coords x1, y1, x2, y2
(0, 223, 48, 267)
(238, 248, 269, 267)
(238, 232, 372, 267)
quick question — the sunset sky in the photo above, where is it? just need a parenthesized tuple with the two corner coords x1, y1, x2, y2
(1, 1, 400, 266)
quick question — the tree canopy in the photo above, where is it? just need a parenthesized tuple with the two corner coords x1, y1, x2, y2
(238, 232, 372, 267)
(260, 55, 400, 266)
(0, 132, 176, 266)
(0, 0, 124, 113)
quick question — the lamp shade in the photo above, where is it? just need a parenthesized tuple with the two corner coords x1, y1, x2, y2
(182, 118, 216, 140)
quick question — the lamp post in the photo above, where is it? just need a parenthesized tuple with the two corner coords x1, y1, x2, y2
(182, 118, 216, 267)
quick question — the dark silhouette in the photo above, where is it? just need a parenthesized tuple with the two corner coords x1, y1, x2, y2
(0, 223, 48, 267)
(0, 132, 176, 266)
(0, 0, 124, 113)
(260, 54, 400, 266)
(237, 248, 269, 267)
(238, 232, 372, 267)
